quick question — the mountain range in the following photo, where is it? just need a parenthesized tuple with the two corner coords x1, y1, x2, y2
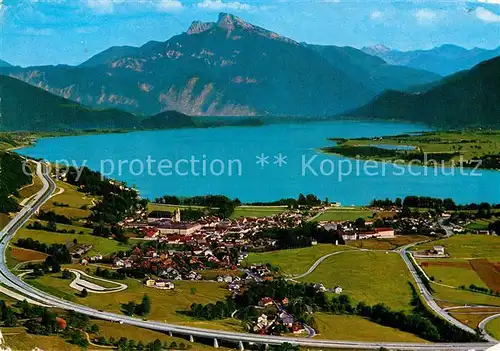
(0, 13, 440, 117)
(0, 75, 196, 131)
(344, 56, 500, 128)
(362, 44, 500, 76)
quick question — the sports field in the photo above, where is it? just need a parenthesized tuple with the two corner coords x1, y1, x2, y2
(243, 244, 350, 276)
(298, 251, 414, 311)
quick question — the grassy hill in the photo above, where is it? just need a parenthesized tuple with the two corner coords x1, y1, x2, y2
(344, 56, 500, 127)
(0, 152, 32, 213)
(0, 75, 196, 131)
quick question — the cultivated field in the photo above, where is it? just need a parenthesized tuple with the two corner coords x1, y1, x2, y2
(469, 259, 500, 292)
(431, 284, 500, 307)
(298, 251, 414, 311)
(243, 244, 350, 276)
(418, 259, 487, 289)
(313, 313, 426, 342)
(231, 206, 287, 218)
(315, 208, 374, 222)
(412, 235, 500, 259)
(0, 213, 11, 230)
(347, 235, 427, 250)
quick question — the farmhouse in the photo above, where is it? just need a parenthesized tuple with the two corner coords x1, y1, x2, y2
(434, 246, 445, 255)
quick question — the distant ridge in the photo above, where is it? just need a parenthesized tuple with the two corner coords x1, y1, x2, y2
(362, 44, 500, 76)
(344, 56, 500, 127)
(0, 60, 12, 68)
(0, 75, 193, 131)
(1, 12, 440, 117)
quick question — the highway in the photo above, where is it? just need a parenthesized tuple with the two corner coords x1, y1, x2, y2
(0, 161, 497, 350)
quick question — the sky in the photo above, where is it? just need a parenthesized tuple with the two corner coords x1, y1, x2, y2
(1, 0, 499, 67)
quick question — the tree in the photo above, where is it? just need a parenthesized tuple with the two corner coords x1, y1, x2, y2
(62, 269, 72, 279)
(81, 288, 88, 298)
(47, 221, 57, 232)
(123, 301, 136, 316)
(141, 294, 151, 316)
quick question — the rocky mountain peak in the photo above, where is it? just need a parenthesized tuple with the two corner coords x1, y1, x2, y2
(363, 44, 392, 54)
(216, 13, 254, 31)
(187, 20, 215, 35)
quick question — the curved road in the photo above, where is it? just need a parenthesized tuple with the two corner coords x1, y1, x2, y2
(0, 162, 497, 350)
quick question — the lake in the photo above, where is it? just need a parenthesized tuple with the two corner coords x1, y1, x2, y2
(17, 121, 500, 205)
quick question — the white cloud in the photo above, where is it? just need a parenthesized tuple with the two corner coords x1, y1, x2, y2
(371, 10, 383, 20)
(475, 6, 500, 22)
(156, 0, 183, 11)
(414, 8, 438, 24)
(197, 0, 252, 11)
(85, 0, 116, 14)
(478, 0, 500, 4)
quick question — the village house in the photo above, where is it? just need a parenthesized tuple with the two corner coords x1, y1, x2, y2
(259, 297, 274, 307)
(145, 278, 175, 290)
(434, 246, 445, 255)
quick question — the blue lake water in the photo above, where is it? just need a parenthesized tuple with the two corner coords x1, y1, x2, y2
(17, 121, 500, 205)
(370, 144, 417, 151)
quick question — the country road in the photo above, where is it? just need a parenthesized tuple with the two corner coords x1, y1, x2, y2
(0, 161, 498, 350)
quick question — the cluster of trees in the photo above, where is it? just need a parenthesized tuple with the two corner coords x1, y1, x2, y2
(0, 152, 32, 213)
(372, 196, 499, 211)
(37, 210, 72, 224)
(26, 220, 79, 234)
(95, 266, 126, 280)
(154, 195, 240, 218)
(122, 294, 151, 317)
(248, 193, 323, 208)
(92, 224, 128, 243)
(0, 300, 18, 327)
(94, 336, 192, 351)
(260, 222, 344, 249)
(489, 221, 500, 234)
(65, 166, 147, 224)
(461, 284, 500, 296)
(16, 238, 71, 264)
(463, 154, 500, 170)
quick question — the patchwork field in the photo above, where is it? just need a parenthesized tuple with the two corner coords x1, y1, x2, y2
(313, 313, 426, 342)
(244, 244, 351, 276)
(469, 259, 500, 292)
(418, 259, 487, 289)
(412, 235, 500, 259)
(298, 251, 414, 311)
(315, 208, 374, 222)
(347, 235, 427, 250)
